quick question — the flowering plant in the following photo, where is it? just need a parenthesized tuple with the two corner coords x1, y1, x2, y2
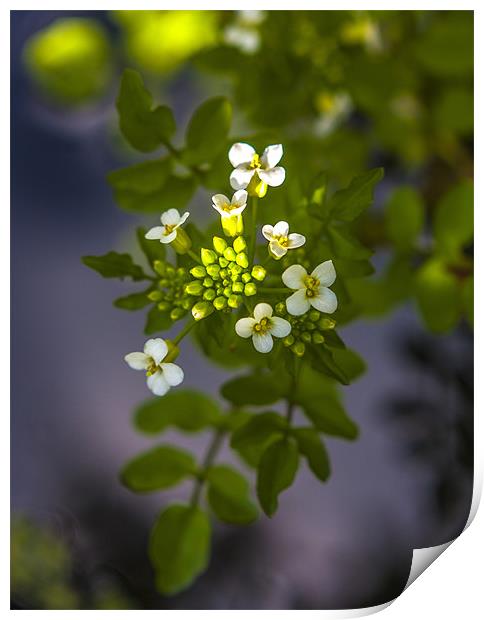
(83, 69, 384, 595)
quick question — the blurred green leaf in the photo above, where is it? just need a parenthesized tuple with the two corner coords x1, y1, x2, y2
(328, 224, 373, 260)
(221, 372, 286, 406)
(415, 258, 460, 333)
(462, 276, 473, 326)
(135, 389, 222, 434)
(144, 305, 173, 335)
(308, 346, 350, 385)
(328, 168, 384, 221)
(150, 504, 210, 595)
(230, 412, 287, 467)
(206, 465, 258, 525)
(82, 252, 148, 281)
(385, 186, 425, 251)
(114, 289, 152, 311)
(116, 68, 176, 152)
(184, 97, 232, 165)
(256, 437, 299, 517)
(121, 445, 196, 492)
(292, 428, 331, 482)
(434, 87, 473, 135)
(107, 159, 172, 213)
(434, 181, 473, 260)
(136, 227, 166, 265)
(330, 348, 367, 382)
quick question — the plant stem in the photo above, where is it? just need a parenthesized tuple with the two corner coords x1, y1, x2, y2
(248, 196, 259, 264)
(257, 287, 291, 295)
(187, 249, 202, 264)
(173, 319, 196, 345)
(190, 429, 225, 507)
(285, 357, 302, 433)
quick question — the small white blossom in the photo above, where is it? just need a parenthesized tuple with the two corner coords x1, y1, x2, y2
(212, 190, 248, 218)
(229, 143, 285, 191)
(145, 209, 189, 244)
(125, 338, 184, 396)
(262, 220, 306, 259)
(282, 261, 338, 316)
(235, 303, 291, 353)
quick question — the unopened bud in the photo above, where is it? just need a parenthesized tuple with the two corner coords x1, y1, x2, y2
(241, 272, 252, 283)
(233, 236, 247, 253)
(223, 247, 237, 261)
(201, 248, 217, 266)
(312, 332, 325, 344)
(203, 288, 216, 301)
(185, 280, 204, 296)
(148, 290, 162, 302)
(170, 228, 192, 254)
(251, 265, 266, 281)
(232, 281, 244, 294)
(170, 307, 185, 321)
(192, 301, 214, 321)
(319, 318, 336, 330)
(291, 341, 306, 357)
(228, 294, 242, 309)
(244, 282, 257, 296)
(153, 260, 166, 276)
(213, 296, 227, 311)
(190, 265, 206, 279)
(236, 252, 249, 268)
(206, 264, 221, 278)
(212, 236, 227, 254)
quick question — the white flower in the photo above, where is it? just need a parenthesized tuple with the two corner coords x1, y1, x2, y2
(145, 209, 189, 244)
(235, 303, 291, 353)
(212, 190, 248, 218)
(262, 220, 306, 259)
(125, 338, 184, 396)
(229, 143, 286, 191)
(282, 261, 338, 316)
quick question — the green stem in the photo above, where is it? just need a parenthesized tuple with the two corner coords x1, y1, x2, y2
(248, 196, 259, 264)
(285, 357, 302, 434)
(190, 429, 225, 507)
(258, 287, 291, 295)
(187, 249, 202, 264)
(173, 319, 196, 345)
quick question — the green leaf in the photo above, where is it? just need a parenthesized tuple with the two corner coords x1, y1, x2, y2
(328, 168, 384, 221)
(385, 186, 425, 251)
(434, 181, 473, 260)
(149, 504, 210, 595)
(434, 87, 473, 136)
(82, 252, 147, 281)
(333, 258, 375, 279)
(136, 227, 166, 265)
(206, 465, 258, 525)
(328, 224, 373, 260)
(256, 438, 299, 517)
(462, 276, 473, 326)
(330, 348, 367, 382)
(121, 445, 196, 493)
(144, 305, 173, 335)
(113, 290, 152, 311)
(230, 412, 287, 467)
(415, 258, 460, 333)
(116, 68, 176, 152)
(221, 373, 286, 406)
(292, 428, 331, 482)
(135, 389, 222, 434)
(295, 367, 359, 439)
(308, 346, 350, 385)
(184, 97, 232, 165)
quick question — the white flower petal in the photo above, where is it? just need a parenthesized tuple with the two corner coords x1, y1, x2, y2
(270, 317, 291, 338)
(286, 289, 311, 316)
(235, 317, 256, 338)
(145, 226, 163, 240)
(232, 189, 248, 207)
(262, 224, 274, 241)
(212, 194, 230, 210)
(147, 371, 170, 396)
(272, 220, 290, 237)
(144, 338, 168, 364)
(226, 204, 246, 217)
(160, 229, 177, 244)
(261, 144, 283, 169)
(161, 208, 181, 226)
(230, 165, 255, 190)
(312, 260, 336, 287)
(161, 363, 184, 387)
(178, 211, 190, 226)
(124, 352, 149, 371)
(252, 332, 274, 353)
(269, 240, 287, 258)
(258, 166, 286, 187)
(310, 287, 338, 314)
(287, 233, 306, 249)
(212, 203, 225, 217)
(254, 302, 273, 322)
(282, 264, 307, 289)
(229, 142, 255, 167)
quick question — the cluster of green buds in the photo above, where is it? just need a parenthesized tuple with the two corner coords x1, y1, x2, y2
(147, 261, 192, 321)
(185, 236, 267, 320)
(275, 302, 336, 357)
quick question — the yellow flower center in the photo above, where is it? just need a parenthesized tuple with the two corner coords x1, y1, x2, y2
(221, 202, 235, 213)
(163, 223, 176, 235)
(249, 153, 261, 169)
(146, 358, 159, 377)
(253, 316, 271, 334)
(304, 275, 320, 298)
(273, 234, 289, 248)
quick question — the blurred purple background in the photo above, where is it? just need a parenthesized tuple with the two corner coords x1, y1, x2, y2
(11, 11, 473, 610)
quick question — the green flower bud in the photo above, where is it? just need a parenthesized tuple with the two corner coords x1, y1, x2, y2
(228, 294, 242, 309)
(213, 296, 227, 311)
(192, 300, 214, 321)
(201, 248, 217, 266)
(223, 247, 237, 261)
(309, 310, 321, 322)
(236, 252, 249, 268)
(218, 257, 229, 268)
(203, 288, 216, 301)
(190, 265, 206, 279)
(251, 265, 266, 281)
(171, 228, 192, 254)
(203, 277, 214, 288)
(185, 280, 204, 296)
(275, 302, 286, 315)
(222, 279, 229, 286)
(283, 334, 295, 347)
(231, 264, 243, 275)
(301, 331, 312, 343)
(166, 265, 176, 276)
(233, 236, 247, 253)
(319, 318, 337, 330)
(206, 264, 221, 278)
(312, 332, 325, 344)
(170, 307, 185, 321)
(241, 272, 252, 284)
(244, 282, 257, 296)
(291, 341, 306, 357)
(181, 298, 192, 310)
(223, 286, 232, 298)
(157, 301, 171, 312)
(306, 321, 316, 331)
(232, 281, 244, 294)
(153, 260, 166, 276)
(148, 290, 162, 302)
(219, 268, 228, 278)
(212, 236, 227, 254)
(159, 278, 170, 287)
